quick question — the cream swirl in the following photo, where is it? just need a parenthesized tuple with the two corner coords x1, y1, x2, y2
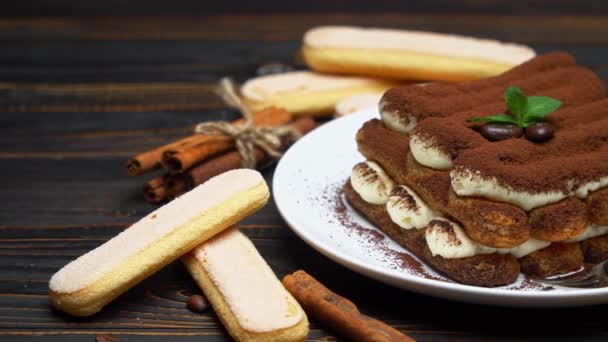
(350, 161, 395, 205)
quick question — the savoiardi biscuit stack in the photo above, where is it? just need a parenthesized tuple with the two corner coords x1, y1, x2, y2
(50, 170, 309, 341)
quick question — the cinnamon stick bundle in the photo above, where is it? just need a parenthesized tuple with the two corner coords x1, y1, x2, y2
(283, 270, 416, 342)
(126, 107, 291, 175)
(166, 117, 316, 197)
(126, 134, 204, 176)
(161, 107, 292, 172)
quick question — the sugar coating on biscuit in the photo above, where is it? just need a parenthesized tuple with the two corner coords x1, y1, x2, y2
(241, 71, 391, 102)
(49, 169, 265, 294)
(335, 92, 383, 117)
(304, 26, 535, 65)
(193, 229, 303, 332)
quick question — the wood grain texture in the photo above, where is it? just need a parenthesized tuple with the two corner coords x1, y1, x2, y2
(5, 1, 608, 16)
(1, 10, 607, 342)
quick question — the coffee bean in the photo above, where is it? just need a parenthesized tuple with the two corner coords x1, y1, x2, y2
(525, 122, 554, 142)
(256, 62, 294, 76)
(480, 123, 523, 141)
(187, 294, 209, 313)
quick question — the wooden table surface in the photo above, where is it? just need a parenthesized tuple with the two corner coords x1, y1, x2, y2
(2, 10, 608, 342)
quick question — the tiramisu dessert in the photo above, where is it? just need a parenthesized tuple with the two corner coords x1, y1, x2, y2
(344, 52, 608, 287)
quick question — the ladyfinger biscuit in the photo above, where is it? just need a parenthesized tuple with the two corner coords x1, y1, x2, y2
(302, 26, 535, 82)
(49, 169, 269, 317)
(529, 198, 589, 242)
(587, 187, 608, 226)
(519, 243, 584, 278)
(182, 229, 308, 342)
(580, 234, 608, 264)
(335, 92, 383, 117)
(241, 71, 397, 116)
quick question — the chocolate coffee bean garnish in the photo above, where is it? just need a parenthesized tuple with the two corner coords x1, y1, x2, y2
(469, 86, 562, 144)
(187, 294, 209, 313)
(480, 123, 524, 141)
(256, 62, 294, 76)
(525, 122, 554, 142)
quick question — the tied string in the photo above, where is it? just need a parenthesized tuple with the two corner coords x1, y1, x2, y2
(194, 78, 301, 169)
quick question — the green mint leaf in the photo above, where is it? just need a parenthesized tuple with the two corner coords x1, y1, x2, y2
(525, 96, 562, 122)
(469, 85, 562, 129)
(504, 86, 528, 122)
(468, 114, 519, 125)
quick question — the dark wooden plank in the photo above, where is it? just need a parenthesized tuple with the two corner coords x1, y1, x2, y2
(0, 15, 607, 44)
(0, 156, 288, 227)
(0, 109, 239, 154)
(4, 2, 608, 16)
(0, 42, 605, 112)
(3, 40, 607, 69)
(1, 12, 608, 342)
(0, 63, 248, 83)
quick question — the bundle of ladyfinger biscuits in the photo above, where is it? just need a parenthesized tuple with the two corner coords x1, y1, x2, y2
(50, 169, 416, 341)
(345, 51, 608, 287)
(244, 26, 535, 117)
(50, 170, 309, 341)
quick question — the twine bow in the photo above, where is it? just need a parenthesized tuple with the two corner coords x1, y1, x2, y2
(194, 78, 301, 169)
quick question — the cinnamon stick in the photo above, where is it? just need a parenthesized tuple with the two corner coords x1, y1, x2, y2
(126, 132, 217, 176)
(126, 107, 290, 175)
(283, 270, 416, 342)
(143, 174, 170, 204)
(162, 107, 292, 172)
(166, 117, 316, 197)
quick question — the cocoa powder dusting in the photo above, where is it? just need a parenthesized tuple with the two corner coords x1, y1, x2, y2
(382, 51, 608, 195)
(429, 220, 462, 247)
(320, 180, 444, 281)
(390, 186, 420, 213)
(508, 278, 548, 291)
(325, 181, 385, 243)
(320, 180, 553, 290)
(381, 52, 578, 124)
(353, 162, 379, 183)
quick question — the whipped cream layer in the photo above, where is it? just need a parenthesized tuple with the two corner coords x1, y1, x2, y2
(575, 176, 608, 198)
(350, 161, 547, 258)
(386, 185, 437, 229)
(451, 168, 608, 211)
(425, 219, 550, 259)
(410, 130, 608, 209)
(304, 26, 535, 65)
(350, 161, 395, 205)
(351, 160, 608, 259)
(379, 102, 416, 133)
(450, 169, 565, 211)
(410, 134, 453, 170)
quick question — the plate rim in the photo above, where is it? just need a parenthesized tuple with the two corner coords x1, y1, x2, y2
(273, 106, 608, 307)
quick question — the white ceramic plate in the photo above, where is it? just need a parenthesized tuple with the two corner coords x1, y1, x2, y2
(273, 107, 608, 307)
